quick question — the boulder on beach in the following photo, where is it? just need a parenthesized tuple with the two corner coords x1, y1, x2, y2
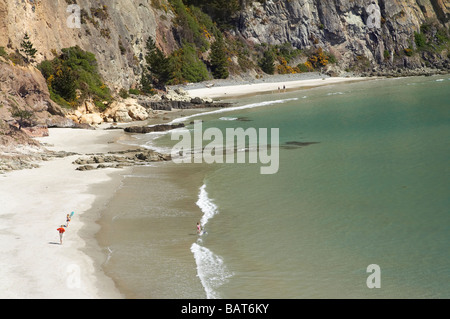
(104, 98, 149, 123)
(124, 123, 185, 134)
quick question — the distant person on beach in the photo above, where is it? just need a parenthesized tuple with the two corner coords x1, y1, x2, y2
(196, 222, 202, 235)
(57, 225, 66, 245)
(66, 214, 71, 227)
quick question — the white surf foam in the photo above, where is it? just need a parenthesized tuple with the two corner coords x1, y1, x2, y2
(326, 91, 344, 95)
(170, 97, 299, 124)
(190, 243, 233, 299)
(219, 117, 238, 121)
(191, 184, 233, 299)
(196, 184, 219, 228)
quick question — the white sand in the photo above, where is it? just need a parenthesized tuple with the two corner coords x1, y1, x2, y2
(0, 128, 129, 299)
(185, 76, 372, 99)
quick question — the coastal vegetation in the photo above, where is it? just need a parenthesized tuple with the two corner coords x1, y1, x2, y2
(209, 34, 229, 79)
(37, 46, 111, 110)
(414, 22, 450, 52)
(9, 105, 34, 130)
(142, 37, 174, 89)
(20, 33, 38, 63)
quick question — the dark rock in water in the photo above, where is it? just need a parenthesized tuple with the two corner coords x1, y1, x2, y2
(281, 141, 320, 149)
(285, 141, 320, 146)
(124, 123, 185, 134)
(134, 150, 172, 162)
(139, 99, 234, 111)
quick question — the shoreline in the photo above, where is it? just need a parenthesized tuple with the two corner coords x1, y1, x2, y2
(0, 127, 131, 298)
(179, 75, 377, 100)
(1, 73, 445, 298)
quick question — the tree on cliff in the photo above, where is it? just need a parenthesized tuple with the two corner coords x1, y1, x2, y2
(38, 46, 111, 109)
(20, 33, 37, 63)
(259, 49, 275, 75)
(143, 37, 174, 90)
(9, 105, 34, 129)
(183, 0, 242, 27)
(210, 35, 229, 79)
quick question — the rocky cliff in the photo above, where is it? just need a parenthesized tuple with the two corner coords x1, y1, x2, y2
(237, 0, 449, 73)
(1, 1, 448, 90)
(0, 0, 177, 90)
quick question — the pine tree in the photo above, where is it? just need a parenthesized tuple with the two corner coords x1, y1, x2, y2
(259, 49, 275, 75)
(20, 33, 37, 63)
(9, 105, 34, 129)
(210, 36, 229, 79)
(143, 37, 173, 90)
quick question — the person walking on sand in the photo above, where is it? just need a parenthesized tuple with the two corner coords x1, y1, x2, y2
(66, 214, 71, 227)
(57, 225, 66, 245)
(196, 222, 202, 235)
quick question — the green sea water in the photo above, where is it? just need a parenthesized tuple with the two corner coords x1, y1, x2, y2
(98, 76, 450, 298)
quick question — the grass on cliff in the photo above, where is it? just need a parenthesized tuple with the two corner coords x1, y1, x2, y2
(38, 46, 111, 110)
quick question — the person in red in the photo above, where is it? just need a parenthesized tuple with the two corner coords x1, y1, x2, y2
(57, 225, 66, 245)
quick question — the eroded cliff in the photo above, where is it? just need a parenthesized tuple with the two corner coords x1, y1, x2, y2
(0, 0, 176, 90)
(1, 0, 448, 88)
(238, 0, 449, 72)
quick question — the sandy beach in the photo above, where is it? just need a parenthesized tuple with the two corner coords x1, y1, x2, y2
(183, 76, 372, 99)
(0, 127, 130, 298)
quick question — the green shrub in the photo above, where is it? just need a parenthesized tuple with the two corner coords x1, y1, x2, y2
(210, 36, 229, 79)
(128, 88, 142, 95)
(0, 46, 7, 58)
(119, 88, 129, 99)
(276, 42, 302, 63)
(182, 0, 241, 28)
(414, 31, 427, 48)
(143, 37, 174, 89)
(37, 46, 111, 109)
(259, 50, 275, 74)
(8, 50, 27, 66)
(169, 0, 210, 52)
(172, 42, 210, 83)
(297, 63, 310, 73)
(404, 47, 414, 56)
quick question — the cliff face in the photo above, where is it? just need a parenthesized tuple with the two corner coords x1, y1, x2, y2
(238, 0, 449, 71)
(1, 0, 448, 89)
(0, 0, 177, 90)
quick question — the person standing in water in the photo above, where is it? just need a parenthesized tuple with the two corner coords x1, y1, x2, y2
(196, 222, 202, 235)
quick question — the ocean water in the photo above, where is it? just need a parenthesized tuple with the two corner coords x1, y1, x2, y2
(97, 76, 450, 299)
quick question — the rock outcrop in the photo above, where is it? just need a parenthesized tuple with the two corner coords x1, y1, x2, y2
(124, 123, 185, 134)
(0, 0, 177, 90)
(73, 148, 172, 171)
(0, 58, 78, 145)
(0, 60, 65, 121)
(104, 98, 150, 122)
(237, 0, 450, 72)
